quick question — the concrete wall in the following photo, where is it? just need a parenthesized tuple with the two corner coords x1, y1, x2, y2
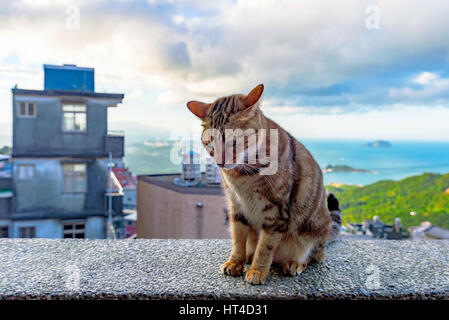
(13, 95, 109, 157)
(12, 219, 61, 238)
(85, 216, 106, 239)
(9, 217, 106, 238)
(0, 177, 11, 189)
(137, 180, 230, 239)
(0, 198, 12, 217)
(1, 239, 448, 300)
(13, 158, 109, 213)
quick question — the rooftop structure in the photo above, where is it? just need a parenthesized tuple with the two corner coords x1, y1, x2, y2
(365, 217, 409, 240)
(410, 222, 449, 240)
(141, 173, 223, 195)
(112, 167, 137, 212)
(0, 156, 11, 178)
(176, 150, 201, 187)
(44, 64, 94, 92)
(113, 167, 137, 189)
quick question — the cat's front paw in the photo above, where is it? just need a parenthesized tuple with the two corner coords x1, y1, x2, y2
(282, 261, 306, 276)
(221, 261, 244, 276)
(245, 268, 268, 285)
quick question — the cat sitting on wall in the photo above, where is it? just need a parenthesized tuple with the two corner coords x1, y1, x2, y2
(187, 84, 341, 285)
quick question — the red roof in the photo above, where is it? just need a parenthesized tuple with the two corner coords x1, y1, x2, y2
(112, 167, 137, 189)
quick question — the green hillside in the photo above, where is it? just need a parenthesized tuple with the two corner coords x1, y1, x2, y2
(125, 142, 181, 175)
(326, 172, 449, 229)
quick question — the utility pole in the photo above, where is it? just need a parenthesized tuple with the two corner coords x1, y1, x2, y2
(107, 152, 116, 239)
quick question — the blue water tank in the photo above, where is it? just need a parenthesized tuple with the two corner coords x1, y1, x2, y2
(44, 64, 94, 92)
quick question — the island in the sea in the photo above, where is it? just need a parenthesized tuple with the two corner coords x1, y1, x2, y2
(323, 164, 371, 173)
(364, 140, 392, 148)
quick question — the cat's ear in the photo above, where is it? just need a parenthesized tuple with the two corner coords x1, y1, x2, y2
(187, 101, 210, 119)
(242, 84, 264, 109)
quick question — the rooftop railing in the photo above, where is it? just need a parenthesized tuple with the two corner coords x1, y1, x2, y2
(105, 133, 124, 158)
(107, 130, 125, 137)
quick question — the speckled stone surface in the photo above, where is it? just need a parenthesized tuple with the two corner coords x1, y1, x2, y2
(0, 239, 448, 300)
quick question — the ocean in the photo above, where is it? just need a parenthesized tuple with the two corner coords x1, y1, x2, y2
(125, 139, 449, 186)
(300, 139, 449, 186)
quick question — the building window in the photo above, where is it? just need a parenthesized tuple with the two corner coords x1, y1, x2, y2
(63, 222, 85, 239)
(19, 226, 36, 238)
(0, 226, 8, 238)
(18, 102, 36, 117)
(18, 164, 35, 180)
(62, 104, 86, 132)
(62, 163, 87, 193)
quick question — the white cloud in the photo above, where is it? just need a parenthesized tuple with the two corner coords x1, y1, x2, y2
(1, 0, 449, 139)
(414, 72, 440, 85)
(270, 105, 449, 141)
(3, 0, 449, 101)
(389, 72, 449, 103)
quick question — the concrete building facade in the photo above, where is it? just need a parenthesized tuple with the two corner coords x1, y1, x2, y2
(0, 64, 125, 239)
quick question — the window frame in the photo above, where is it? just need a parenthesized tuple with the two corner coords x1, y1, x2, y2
(62, 222, 85, 239)
(62, 162, 87, 193)
(18, 226, 36, 238)
(61, 103, 87, 133)
(17, 164, 36, 180)
(17, 101, 36, 118)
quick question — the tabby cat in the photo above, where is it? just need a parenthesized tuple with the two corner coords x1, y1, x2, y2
(187, 84, 341, 285)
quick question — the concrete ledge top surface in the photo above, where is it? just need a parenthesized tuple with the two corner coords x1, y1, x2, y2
(0, 239, 448, 300)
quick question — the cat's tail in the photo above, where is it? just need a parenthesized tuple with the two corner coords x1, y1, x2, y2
(327, 193, 342, 242)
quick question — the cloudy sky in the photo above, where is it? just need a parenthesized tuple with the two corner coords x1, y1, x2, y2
(1, 0, 449, 140)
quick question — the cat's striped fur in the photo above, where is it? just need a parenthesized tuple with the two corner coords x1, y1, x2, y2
(187, 84, 342, 285)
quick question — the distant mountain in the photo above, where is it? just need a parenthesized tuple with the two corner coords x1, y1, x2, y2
(364, 140, 392, 148)
(109, 122, 172, 144)
(326, 172, 449, 229)
(323, 164, 371, 173)
(124, 140, 182, 175)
